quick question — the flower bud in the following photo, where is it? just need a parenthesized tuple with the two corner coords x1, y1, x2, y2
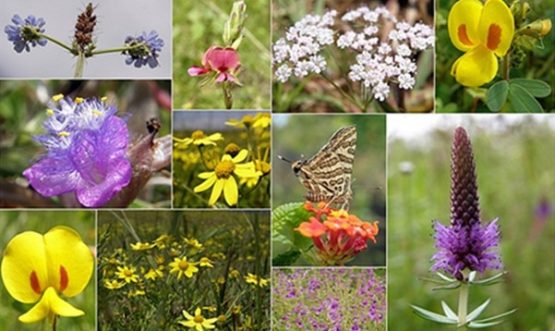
(223, 1, 247, 49)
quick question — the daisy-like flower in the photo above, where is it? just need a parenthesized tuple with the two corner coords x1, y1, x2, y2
(104, 279, 126, 290)
(184, 238, 203, 249)
(193, 149, 260, 206)
(123, 30, 164, 68)
(199, 257, 214, 268)
(130, 241, 155, 251)
(144, 268, 164, 281)
(169, 257, 199, 279)
(116, 266, 139, 283)
(173, 130, 223, 149)
(244, 273, 269, 287)
(22, 95, 131, 208)
(448, 0, 514, 86)
(188, 46, 241, 84)
(178, 307, 218, 331)
(4, 14, 47, 53)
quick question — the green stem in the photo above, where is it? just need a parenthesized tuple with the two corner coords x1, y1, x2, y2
(321, 73, 364, 111)
(222, 82, 233, 109)
(457, 283, 469, 329)
(39, 34, 74, 53)
(91, 45, 142, 56)
(52, 315, 57, 331)
(75, 51, 85, 78)
(502, 52, 510, 80)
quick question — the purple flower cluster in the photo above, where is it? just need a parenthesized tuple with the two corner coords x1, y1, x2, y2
(273, 269, 386, 331)
(432, 127, 502, 280)
(4, 14, 47, 53)
(23, 96, 132, 207)
(123, 30, 164, 68)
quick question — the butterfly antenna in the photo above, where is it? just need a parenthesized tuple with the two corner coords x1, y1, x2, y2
(278, 155, 293, 164)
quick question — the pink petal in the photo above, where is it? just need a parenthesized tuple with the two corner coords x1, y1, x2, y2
(188, 66, 210, 76)
(207, 47, 240, 72)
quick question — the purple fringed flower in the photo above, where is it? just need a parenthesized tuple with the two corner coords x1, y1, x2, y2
(431, 127, 502, 280)
(123, 30, 164, 68)
(23, 95, 132, 207)
(4, 14, 47, 53)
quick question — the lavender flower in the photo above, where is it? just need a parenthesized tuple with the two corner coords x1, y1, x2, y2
(23, 95, 132, 207)
(4, 14, 47, 53)
(432, 127, 502, 280)
(123, 30, 164, 68)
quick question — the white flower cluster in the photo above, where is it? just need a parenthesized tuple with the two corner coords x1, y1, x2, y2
(272, 11, 337, 83)
(273, 6, 434, 103)
(338, 6, 434, 101)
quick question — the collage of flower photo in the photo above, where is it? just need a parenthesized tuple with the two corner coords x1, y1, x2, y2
(0, 0, 553, 330)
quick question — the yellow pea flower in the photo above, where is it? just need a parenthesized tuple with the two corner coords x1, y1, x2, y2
(448, 0, 514, 86)
(1, 226, 93, 324)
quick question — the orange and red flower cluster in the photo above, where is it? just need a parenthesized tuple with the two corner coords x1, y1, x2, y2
(295, 202, 379, 265)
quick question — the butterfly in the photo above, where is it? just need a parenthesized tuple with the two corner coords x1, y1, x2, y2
(279, 126, 357, 210)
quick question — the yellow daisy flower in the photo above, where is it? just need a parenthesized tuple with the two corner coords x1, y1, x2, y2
(184, 238, 203, 249)
(104, 279, 126, 290)
(144, 267, 164, 281)
(174, 130, 223, 148)
(225, 115, 255, 129)
(130, 241, 155, 251)
(244, 273, 269, 287)
(116, 266, 139, 283)
(193, 150, 259, 206)
(178, 307, 218, 331)
(169, 257, 199, 279)
(199, 257, 214, 268)
(253, 112, 271, 128)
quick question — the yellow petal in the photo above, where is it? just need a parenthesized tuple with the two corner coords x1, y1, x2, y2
(223, 176, 238, 206)
(207, 133, 223, 141)
(44, 226, 93, 297)
(19, 287, 84, 323)
(208, 179, 224, 205)
(232, 149, 248, 163)
(448, 0, 483, 51)
(194, 174, 217, 192)
(1, 231, 48, 303)
(195, 307, 202, 316)
(478, 0, 514, 56)
(450, 45, 498, 87)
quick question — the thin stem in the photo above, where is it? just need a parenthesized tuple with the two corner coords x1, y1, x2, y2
(502, 52, 510, 80)
(222, 82, 233, 109)
(74, 51, 85, 78)
(51, 315, 57, 331)
(321, 73, 364, 111)
(39, 34, 74, 53)
(91, 45, 142, 56)
(457, 283, 469, 329)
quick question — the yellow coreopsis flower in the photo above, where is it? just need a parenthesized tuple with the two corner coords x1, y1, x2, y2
(193, 149, 259, 206)
(244, 273, 269, 287)
(448, 0, 514, 86)
(144, 267, 164, 281)
(104, 279, 126, 290)
(116, 265, 139, 283)
(178, 307, 218, 330)
(174, 130, 223, 148)
(130, 241, 155, 251)
(199, 257, 214, 268)
(169, 257, 199, 279)
(0, 226, 93, 324)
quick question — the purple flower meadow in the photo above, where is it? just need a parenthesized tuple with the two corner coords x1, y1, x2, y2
(273, 269, 386, 331)
(123, 30, 164, 68)
(431, 127, 502, 280)
(23, 96, 132, 207)
(4, 14, 47, 53)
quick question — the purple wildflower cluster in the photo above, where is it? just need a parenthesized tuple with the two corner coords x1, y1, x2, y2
(23, 96, 132, 207)
(432, 127, 502, 280)
(273, 269, 386, 331)
(123, 30, 165, 68)
(4, 14, 47, 53)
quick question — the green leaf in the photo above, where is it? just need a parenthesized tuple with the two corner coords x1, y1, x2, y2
(510, 79, 552, 98)
(272, 250, 301, 266)
(441, 301, 458, 320)
(436, 272, 457, 282)
(472, 308, 518, 323)
(470, 271, 507, 286)
(411, 305, 458, 324)
(508, 84, 544, 113)
(468, 320, 506, 328)
(467, 298, 491, 322)
(432, 282, 461, 291)
(485, 80, 509, 112)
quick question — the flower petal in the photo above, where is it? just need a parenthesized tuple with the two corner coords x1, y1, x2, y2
(1, 231, 48, 303)
(19, 287, 84, 323)
(188, 66, 210, 76)
(478, 0, 514, 56)
(448, 0, 483, 51)
(44, 226, 93, 297)
(223, 176, 238, 206)
(194, 174, 217, 192)
(208, 179, 224, 205)
(232, 149, 248, 163)
(22, 156, 80, 197)
(450, 45, 498, 87)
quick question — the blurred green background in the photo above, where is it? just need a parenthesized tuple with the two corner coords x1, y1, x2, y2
(273, 114, 386, 266)
(0, 211, 95, 331)
(0, 80, 171, 208)
(436, 0, 555, 112)
(173, 0, 271, 109)
(388, 115, 555, 330)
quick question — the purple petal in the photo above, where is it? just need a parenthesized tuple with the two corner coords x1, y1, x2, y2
(76, 157, 131, 207)
(23, 155, 79, 196)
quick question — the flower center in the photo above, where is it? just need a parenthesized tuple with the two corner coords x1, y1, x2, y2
(191, 130, 205, 140)
(487, 24, 502, 51)
(225, 143, 240, 157)
(178, 260, 189, 270)
(124, 269, 133, 277)
(215, 160, 235, 178)
(242, 115, 254, 126)
(457, 25, 473, 46)
(194, 315, 205, 323)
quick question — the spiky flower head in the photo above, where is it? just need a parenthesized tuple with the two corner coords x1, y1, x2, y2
(431, 127, 502, 280)
(4, 14, 47, 53)
(23, 95, 132, 207)
(122, 30, 164, 68)
(73, 3, 97, 55)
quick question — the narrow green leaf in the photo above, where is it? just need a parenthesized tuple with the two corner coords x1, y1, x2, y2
(411, 305, 458, 324)
(510, 78, 552, 98)
(508, 84, 544, 113)
(467, 298, 491, 322)
(436, 272, 457, 282)
(471, 271, 507, 285)
(485, 80, 509, 112)
(432, 283, 461, 291)
(472, 308, 517, 323)
(441, 301, 458, 320)
(468, 319, 506, 328)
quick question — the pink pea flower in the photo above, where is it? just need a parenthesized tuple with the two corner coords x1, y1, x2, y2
(188, 46, 241, 83)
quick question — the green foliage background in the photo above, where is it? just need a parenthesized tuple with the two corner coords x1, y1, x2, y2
(388, 115, 555, 330)
(0, 211, 96, 331)
(173, 0, 271, 109)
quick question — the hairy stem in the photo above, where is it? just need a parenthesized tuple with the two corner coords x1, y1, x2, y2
(39, 34, 74, 53)
(222, 82, 233, 109)
(457, 283, 469, 329)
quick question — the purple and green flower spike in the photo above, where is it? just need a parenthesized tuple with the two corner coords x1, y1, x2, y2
(412, 127, 516, 329)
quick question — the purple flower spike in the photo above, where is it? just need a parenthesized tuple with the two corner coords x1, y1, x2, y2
(431, 127, 502, 280)
(23, 96, 132, 207)
(4, 14, 47, 53)
(123, 30, 164, 68)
